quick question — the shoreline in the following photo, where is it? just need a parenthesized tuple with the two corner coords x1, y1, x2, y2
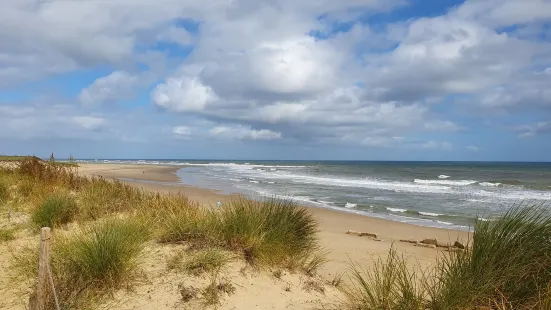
(78, 163, 469, 277)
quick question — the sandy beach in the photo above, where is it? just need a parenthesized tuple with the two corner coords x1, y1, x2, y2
(79, 163, 469, 278)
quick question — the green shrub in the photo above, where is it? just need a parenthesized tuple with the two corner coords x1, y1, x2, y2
(31, 194, 77, 228)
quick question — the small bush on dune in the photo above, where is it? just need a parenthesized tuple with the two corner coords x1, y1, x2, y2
(343, 204, 551, 310)
(57, 218, 150, 287)
(158, 197, 323, 272)
(31, 194, 77, 229)
(158, 205, 215, 245)
(13, 218, 151, 309)
(216, 198, 320, 268)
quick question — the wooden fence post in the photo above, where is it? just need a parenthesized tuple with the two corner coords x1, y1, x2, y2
(29, 227, 51, 310)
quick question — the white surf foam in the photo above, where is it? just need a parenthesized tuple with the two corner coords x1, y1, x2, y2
(318, 200, 334, 204)
(438, 175, 451, 179)
(387, 207, 407, 213)
(414, 179, 477, 186)
(479, 182, 501, 187)
(256, 173, 452, 194)
(345, 202, 358, 209)
(419, 211, 442, 217)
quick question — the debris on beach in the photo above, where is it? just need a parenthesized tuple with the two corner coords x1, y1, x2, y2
(420, 238, 438, 246)
(345, 230, 378, 238)
(399, 239, 418, 244)
(415, 243, 437, 249)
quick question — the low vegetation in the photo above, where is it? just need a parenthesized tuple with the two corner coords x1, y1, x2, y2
(158, 196, 323, 269)
(12, 218, 151, 309)
(31, 193, 77, 229)
(1, 156, 325, 308)
(343, 205, 551, 310)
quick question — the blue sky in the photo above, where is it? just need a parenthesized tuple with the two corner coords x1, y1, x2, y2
(1, 0, 551, 161)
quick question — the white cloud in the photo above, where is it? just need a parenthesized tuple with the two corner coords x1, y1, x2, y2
(173, 126, 191, 136)
(456, 0, 551, 27)
(466, 145, 480, 151)
(3, 0, 551, 154)
(0, 0, 403, 86)
(152, 69, 218, 112)
(79, 71, 141, 105)
(209, 126, 281, 141)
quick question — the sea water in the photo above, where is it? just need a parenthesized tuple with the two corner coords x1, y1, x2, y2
(80, 160, 551, 230)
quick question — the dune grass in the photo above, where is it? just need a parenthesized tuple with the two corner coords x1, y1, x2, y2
(31, 193, 77, 229)
(56, 218, 151, 288)
(78, 177, 144, 221)
(12, 217, 151, 308)
(344, 247, 424, 310)
(343, 205, 551, 310)
(158, 197, 323, 271)
(2, 156, 327, 308)
(216, 198, 320, 265)
(429, 205, 551, 309)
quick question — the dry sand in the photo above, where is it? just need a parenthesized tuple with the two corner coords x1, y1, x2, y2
(79, 164, 469, 278)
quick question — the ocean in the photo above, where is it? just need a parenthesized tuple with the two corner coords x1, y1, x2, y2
(82, 160, 551, 230)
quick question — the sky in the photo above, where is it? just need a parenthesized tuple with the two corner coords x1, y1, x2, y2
(1, 0, 551, 161)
